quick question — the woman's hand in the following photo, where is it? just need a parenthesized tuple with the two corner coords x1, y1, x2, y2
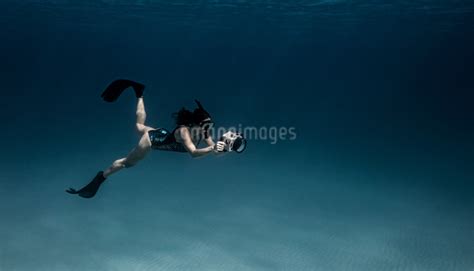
(214, 141, 226, 153)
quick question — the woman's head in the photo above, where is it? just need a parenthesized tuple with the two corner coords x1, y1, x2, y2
(172, 107, 194, 126)
(173, 100, 213, 128)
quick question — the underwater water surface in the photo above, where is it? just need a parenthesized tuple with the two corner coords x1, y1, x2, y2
(0, 1, 473, 271)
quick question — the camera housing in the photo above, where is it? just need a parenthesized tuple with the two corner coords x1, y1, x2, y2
(219, 131, 247, 153)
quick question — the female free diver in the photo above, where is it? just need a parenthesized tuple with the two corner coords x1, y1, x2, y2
(66, 79, 226, 198)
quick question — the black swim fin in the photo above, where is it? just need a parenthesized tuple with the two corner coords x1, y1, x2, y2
(101, 79, 145, 102)
(66, 171, 106, 198)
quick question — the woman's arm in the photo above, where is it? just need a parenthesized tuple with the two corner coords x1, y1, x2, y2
(205, 136, 215, 146)
(179, 128, 215, 158)
(205, 136, 226, 156)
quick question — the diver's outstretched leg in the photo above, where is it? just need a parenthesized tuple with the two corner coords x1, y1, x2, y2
(103, 132, 152, 178)
(66, 133, 152, 198)
(101, 79, 145, 102)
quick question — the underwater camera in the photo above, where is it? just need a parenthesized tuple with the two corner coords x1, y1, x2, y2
(219, 131, 247, 153)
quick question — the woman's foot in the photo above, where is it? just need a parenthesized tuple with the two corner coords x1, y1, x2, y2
(133, 82, 144, 98)
(66, 171, 106, 198)
(101, 79, 145, 102)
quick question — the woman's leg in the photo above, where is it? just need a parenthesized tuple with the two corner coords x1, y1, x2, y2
(66, 96, 155, 198)
(103, 133, 151, 178)
(135, 97, 155, 134)
(103, 97, 154, 178)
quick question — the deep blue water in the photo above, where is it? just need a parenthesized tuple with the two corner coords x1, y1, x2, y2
(1, 1, 473, 271)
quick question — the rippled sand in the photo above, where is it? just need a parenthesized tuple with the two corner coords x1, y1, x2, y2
(1, 162, 472, 271)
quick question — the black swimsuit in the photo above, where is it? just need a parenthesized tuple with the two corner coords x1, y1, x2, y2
(148, 126, 202, 153)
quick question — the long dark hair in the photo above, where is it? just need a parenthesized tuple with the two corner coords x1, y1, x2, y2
(172, 100, 212, 126)
(172, 107, 194, 126)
